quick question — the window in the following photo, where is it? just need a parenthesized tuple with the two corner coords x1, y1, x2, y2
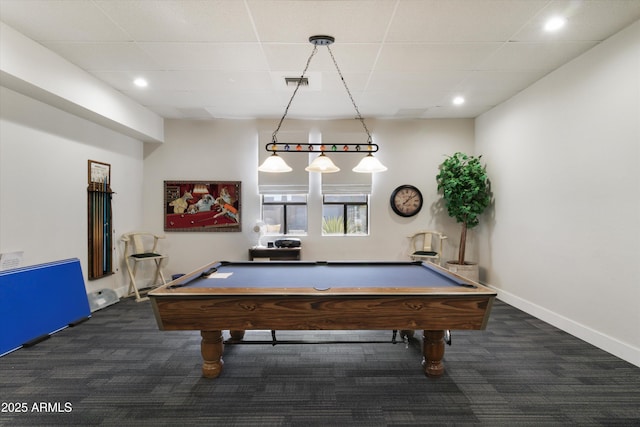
(322, 194, 369, 236)
(261, 194, 307, 235)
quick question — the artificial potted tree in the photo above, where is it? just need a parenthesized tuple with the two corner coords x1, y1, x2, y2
(435, 152, 491, 281)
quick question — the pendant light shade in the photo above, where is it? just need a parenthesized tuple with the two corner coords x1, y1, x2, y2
(305, 153, 340, 173)
(258, 153, 292, 173)
(352, 153, 388, 173)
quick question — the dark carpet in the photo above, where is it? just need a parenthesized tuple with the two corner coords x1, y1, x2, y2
(1, 298, 639, 426)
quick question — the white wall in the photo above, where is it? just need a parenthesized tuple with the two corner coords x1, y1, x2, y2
(0, 87, 145, 295)
(141, 118, 475, 275)
(141, 119, 260, 273)
(475, 21, 640, 366)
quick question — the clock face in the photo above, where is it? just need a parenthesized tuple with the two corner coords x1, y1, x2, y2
(390, 185, 423, 217)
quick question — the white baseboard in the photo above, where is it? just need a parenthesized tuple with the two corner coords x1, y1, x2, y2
(492, 287, 640, 368)
(114, 285, 128, 299)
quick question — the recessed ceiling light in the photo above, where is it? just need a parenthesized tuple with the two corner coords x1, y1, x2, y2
(133, 77, 148, 88)
(453, 96, 465, 105)
(544, 16, 566, 32)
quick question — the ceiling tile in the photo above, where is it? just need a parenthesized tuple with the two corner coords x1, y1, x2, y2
(0, 0, 129, 41)
(263, 43, 380, 73)
(42, 42, 159, 71)
(93, 70, 275, 92)
(478, 41, 600, 71)
(95, 0, 257, 42)
(366, 70, 472, 91)
(387, 0, 548, 42)
(375, 43, 502, 72)
(137, 43, 269, 71)
(247, 0, 395, 43)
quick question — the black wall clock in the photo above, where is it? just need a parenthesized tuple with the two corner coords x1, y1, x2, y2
(390, 185, 423, 217)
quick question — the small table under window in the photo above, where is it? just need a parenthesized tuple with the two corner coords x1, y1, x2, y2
(248, 247, 301, 261)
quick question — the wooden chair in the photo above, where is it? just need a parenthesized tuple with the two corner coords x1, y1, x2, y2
(408, 230, 447, 265)
(121, 232, 167, 302)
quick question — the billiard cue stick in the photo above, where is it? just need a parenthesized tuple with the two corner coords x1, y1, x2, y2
(93, 184, 97, 277)
(102, 178, 107, 273)
(103, 177, 107, 273)
(91, 184, 98, 277)
(91, 183, 98, 277)
(97, 184, 102, 276)
(97, 180, 101, 274)
(106, 179, 112, 273)
(106, 183, 111, 273)
(102, 178, 109, 273)
(194, 215, 217, 223)
(88, 187, 92, 277)
(96, 182, 101, 275)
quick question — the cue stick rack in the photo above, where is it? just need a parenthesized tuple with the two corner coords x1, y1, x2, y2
(87, 160, 114, 280)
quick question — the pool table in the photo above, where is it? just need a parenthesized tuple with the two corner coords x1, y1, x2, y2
(149, 261, 496, 378)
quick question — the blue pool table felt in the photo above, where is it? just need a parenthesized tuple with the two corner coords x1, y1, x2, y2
(172, 262, 473, 290)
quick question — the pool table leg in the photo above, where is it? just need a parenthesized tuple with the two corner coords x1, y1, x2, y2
(200, 330, 224, 378)
(422, 330, 445, 377)
(229, 330, 246, 342)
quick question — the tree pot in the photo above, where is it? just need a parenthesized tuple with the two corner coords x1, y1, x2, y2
(445, 261, 479, 282)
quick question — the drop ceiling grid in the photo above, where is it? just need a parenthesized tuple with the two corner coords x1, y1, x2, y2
(1, 0, 639, 119)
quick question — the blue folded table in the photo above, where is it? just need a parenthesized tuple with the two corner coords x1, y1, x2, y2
(0, 258, 91, 356)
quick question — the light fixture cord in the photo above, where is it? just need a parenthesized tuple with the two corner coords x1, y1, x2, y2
(272, 45, 319, 142)
(326, 45, 372, 143)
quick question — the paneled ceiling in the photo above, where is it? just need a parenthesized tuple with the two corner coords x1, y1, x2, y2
(1, 0, 639, 120)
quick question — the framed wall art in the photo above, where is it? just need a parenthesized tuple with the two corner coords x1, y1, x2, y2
(164, 181, 241, 232)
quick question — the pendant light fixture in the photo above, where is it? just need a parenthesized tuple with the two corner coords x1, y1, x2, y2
(352, 151, 388, 173)
(258, 152, 293, 173)
(305, 152, 340, 173)
(259, 35, 387, 174)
